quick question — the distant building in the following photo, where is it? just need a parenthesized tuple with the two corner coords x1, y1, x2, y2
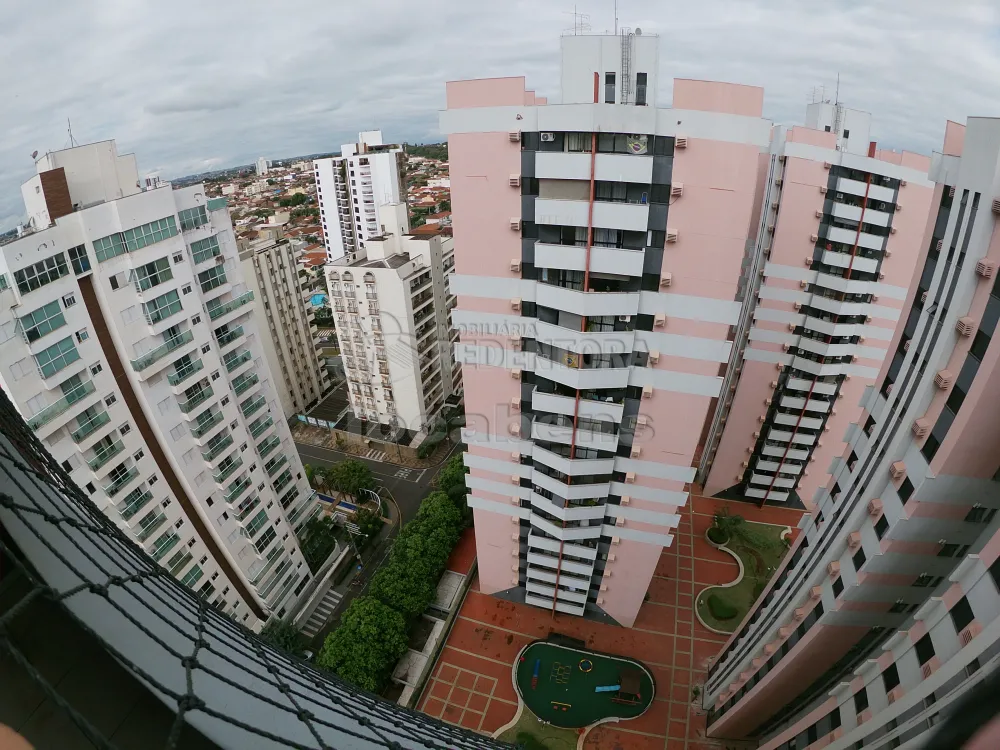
(255, 157, 270, 176)
(325, 225, 459, 434)
(239, 236, 330, 417)
(313, 131, 408, 264)
(221, 184, 236, 196)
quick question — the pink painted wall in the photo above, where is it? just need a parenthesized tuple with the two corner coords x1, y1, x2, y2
(672, 79, 764, 117)
(943, 120, 966, 157)
(881, 183, 934, 288)
(786, 126, 837, 149)
(446, 77, 531, 108)
(796, 377, 867, 504)
(474, 506, 518, 594)
(637, 389, 715, 468)
(599, 537, 662, 627)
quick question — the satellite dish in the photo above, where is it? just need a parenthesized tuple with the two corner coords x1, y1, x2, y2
(30, 150, 38, 160)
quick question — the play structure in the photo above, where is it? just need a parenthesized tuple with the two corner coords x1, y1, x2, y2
(514, 639, 655, 729)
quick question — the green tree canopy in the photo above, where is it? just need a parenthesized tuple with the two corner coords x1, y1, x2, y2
(279, 192, 310, 207)
(260, 618, 305, 656)
(316, 596, 409, 693)
(354, 506, 383, 539)
(329, 459, 376, 498)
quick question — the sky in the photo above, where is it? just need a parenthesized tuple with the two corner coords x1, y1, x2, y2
(1, 0, 999, 231)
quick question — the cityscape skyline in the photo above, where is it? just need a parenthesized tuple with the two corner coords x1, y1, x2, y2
(2, 1, 999, 232)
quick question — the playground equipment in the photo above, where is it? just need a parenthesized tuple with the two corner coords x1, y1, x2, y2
(594, 684, 620, 693)
(551, 662, 571, 685)
(551, 702, 571, 712)
(578, 659, 594, 673)
(531, 658, 540, 690)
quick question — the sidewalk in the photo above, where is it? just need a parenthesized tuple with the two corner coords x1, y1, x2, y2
(293, 423, 462, 470)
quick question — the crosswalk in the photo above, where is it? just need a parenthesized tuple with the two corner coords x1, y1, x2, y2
(364, 448, 389, 462)
(300, 588, 344, 639)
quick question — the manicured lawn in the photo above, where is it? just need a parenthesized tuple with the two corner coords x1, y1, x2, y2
(696, 522, 788, 633)
(513, 640, 655, 729)
(496, 708, 579, 750)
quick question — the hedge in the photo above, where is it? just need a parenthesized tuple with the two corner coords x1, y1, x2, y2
(707, 593, 738, 621)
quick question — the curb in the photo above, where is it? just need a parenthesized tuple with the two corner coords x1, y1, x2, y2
(293, 437, 461, 471)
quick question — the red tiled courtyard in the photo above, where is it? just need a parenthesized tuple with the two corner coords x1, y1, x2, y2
(418, 494, 804, 748)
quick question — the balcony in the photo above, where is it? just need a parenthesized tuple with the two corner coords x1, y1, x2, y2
(535, 283, 640, 318)
(103, 467, 139, 498)
(534, 320, 635, 355)
(241, 395, 266, 419)
(179, 385, 213, 414)
(265, 453, 288, 477)
(150, 531, 181, 562)
(272, 469, 293, 494)
(87, 439, 125, 472)
(130, 330, 195, 372)
(119, 489, 153, 520)
(535, 197, 649, 233)
(215, 326, 244, 349)
(71, 411, 111, 443)
(135, 512, 168, 542)
(257, 434, 280, 459)
(249, 415, 274, 439)
(224, 350, 252, 373)
(190, 411, 224, 439)
(165, 550, 194, 576)
(27, 380, 97, 430)
(224, 476, 252, 503)
(532, 389, 624, 423)
(534, 243, 645, 277)
(208, 290, 254, 321)
(167, 358, 204, 387)
(202, 434, 234, 462)
(234, 495, 261, 521)
(213, 456, 244, 484)
(233, 372, 260, 397)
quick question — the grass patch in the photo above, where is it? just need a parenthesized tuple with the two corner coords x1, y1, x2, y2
(706, 527, 729, 545)
(697, 522, 788, 633)
(707, 593, 738, 620)
(497, 709, 579, 750)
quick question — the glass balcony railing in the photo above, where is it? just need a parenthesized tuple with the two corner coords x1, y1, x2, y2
(130, 330, 194, 371)
(190, 411, 223, 438)
(233, 373, 259, 396)
(224, 350, 252, 373)
(264, 453, 287, 477)
(150, 531, 180, 562)
(136, 512, 168, 542)
(215, 326, 244, 348)
(166, 550, 193, 576)
(214, 456, 244, 484)
(104, 467, 139, 498)
(257, 435, 280, 459)
(249, 416, 273, 439)
(206, 196, 228, 211)
(87, 439, 124, 471)
(71, 411, 111, 443)
(234, 495, 261, 522)
(27, 380, 96, 430)
(179, 386, 213, 413)
(224, 476, 252, 503)
(248, 546, 283, 585)
(202, 434, 234, 462)
(240, 396, 266, 419)
(272, 469, 293, 494)
(208, 291, 254, 321)
(167, 358, 204, 386)
(119, 490, 153, 521)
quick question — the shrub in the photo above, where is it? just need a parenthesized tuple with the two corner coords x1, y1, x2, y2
(515, 733, 548, 750)
(706, 526, 729, 545)
(316, 596, 409, 693)
(416, 443, 432, 459)
(260, 618, 305, 657)
(707, 593, 739, 621)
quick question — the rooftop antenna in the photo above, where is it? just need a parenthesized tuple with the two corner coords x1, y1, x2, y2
(67, 118, 78, 148)
(564, 7, 590, 35)
(835, 72, 840, 105)
(614, 0, 618, 34)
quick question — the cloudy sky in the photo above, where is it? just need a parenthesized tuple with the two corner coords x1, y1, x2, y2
(1, 0, 998, 230)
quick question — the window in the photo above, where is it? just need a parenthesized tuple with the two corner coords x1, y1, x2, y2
(915, 633, 935, 666)
(853, 687, 869, 713)
(882, 663, 900, 692)
(18, 301, 66, 342)
(897, 477, 914, 502)
(35, 337, 80, 378)
(888, 599, 908, 613)
(132, 257, 173, 291)
(13, 253, 69, 294)
(864, 415, 876, 436)
(843, 129, 850, 138)
(191, 315, 201, 326)
(852, 547, 867, 572)
(76, 329, 89, 343)
(566, 132, 592, 153)
(913, 573, 941, 588)
(143, 290, 182, 325)
(93, 234, 126, 262)
(965, 505, 997, 524)
(133, 449, 144, 461)
(970, 330, 990, 361)
(178, 206, 209, 231)
(123, 216, 179, 252)
(198, 265, 228, 293)
(950, 596, 975, 633)
(604, 72, 616, 103)
(875, 515, 889, 539)
(172, 253, 184, 264)
(832, 576, 844, 598)
(182, 284, 192, 295)
(62, 293, 77, 308)
(635, 72, 647, 105)
(104, 393, 116, 407)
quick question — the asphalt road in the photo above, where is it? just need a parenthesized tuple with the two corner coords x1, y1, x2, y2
(294, 440, 461, 523)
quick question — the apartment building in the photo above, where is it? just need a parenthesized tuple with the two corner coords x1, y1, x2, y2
(326, 225, 458, 432)
(0, 140, 321, 631)
(239, 235, 331, 417)
(314, 131, 408, 263)
(703, 118, 1000, 749)
(442, 31, 775, 627)
(699, 103, 935, 507)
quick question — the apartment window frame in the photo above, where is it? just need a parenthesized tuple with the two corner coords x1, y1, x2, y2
(34, 336, 80, 378)
(18, 300, 66, 343)
(13, 252, 69, 294)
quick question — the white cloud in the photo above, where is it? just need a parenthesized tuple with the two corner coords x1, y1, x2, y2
(1, 0, 999, 231)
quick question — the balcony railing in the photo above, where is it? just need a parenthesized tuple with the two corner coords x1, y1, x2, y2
(249, 415, 273, 439)
(234, 495, 261, 522)
(240, 395, 266, 419)
(264, 453, 288, 477)
(135, 512, 168, 542)
(104, 467, 139, 498)
(214, 456, 244, 484)
(27, 380, 96, 430)
(119, 489, 153, 520)
(71, 411, 111, 443)
(215, 326, 244, 348)
(233, 373, 259, 396)
(130, 330, 194, 371)
(190, 411, 223, 438)
(87, 439, 125, 471)
(224, 476, 252, 502)
(225, 350, 252, 373)
(179, 386, 213, 413)
(272, 469, 293, 493)
(166, 550, 194, 576)
(202, 434, 234, 462)
(0, 384, 511, 750)
(208, 290, 254, 321)
(167, 358, 204, 386)
(257, 434, 280, 459)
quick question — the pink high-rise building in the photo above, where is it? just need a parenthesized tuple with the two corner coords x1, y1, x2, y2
(442, 31, 773, 627)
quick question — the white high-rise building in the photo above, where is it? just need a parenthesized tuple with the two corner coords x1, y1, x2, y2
(239, 235, 331, 417)
(0, 140, 322, 630)
(256, 157, 270, 176)
(313, 131, 408, 263)
(326, 225, 459, 433)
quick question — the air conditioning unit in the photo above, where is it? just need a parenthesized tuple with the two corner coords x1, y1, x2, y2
(896, 202, 903, 211)
(675, 136, 688, 148)
(654, 313, 666, 327)
(636, 416, 648, 428)
(666, 229, 679, 243)
(903, 340, 910, 351)
(934, 369, 954, 389)
(625, 471, 636, 483)
(823, 161, 832, 170)
(508, 131, 521, 142)
(510, 397, 521, 412)
(976, 259, 997, 278)
(827, 561, 841, 577)
(611, 536, 620, 545)
(540, 132, 555, 142)
(648, 350, 660, 364)
(510, 368, 522, 380)
(509, 336, 522, 351)
(868, 498, 883, 517)
(509, 175, 521, 187)
(660, 272, 672, 287)
(889, 461, 907, 480)
(775, 178, 783, 187)
(956, 317, 976, 337)
(809, 233, 819, 243)
(819, 186, 827, 194)
(793, 302, 802, 311)
(509, 422, 521, 436)
(510, 475, 520, 485)
(642, 384, 653, 399)
(511, 452, 520, 461)
(890, 227, 897, 235)
(815, 210, 823, 218)
(805, 257, 813, 266)
(511, 298, 522, 311)
(630, 446, 641, 458)
(768, 224, 776, 234)
(847, 531, 862, 549)
(510, 259, 522, 273)
(993, 198, 1000, 215)
(510, 218, 521, 231)
(671, 183, 684, 197)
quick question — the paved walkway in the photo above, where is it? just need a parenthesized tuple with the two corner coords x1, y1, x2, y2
(417, 494, 804, 748)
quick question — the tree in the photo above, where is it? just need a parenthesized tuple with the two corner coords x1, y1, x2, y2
(437, 199, 451, 212)
(316, 596, 409, 693)
(436, 455, 470, 520)
(279, 193, 309, 208)
(298, 515, 339, 572)
(260, 618, 306, 656)
(354, 507, 383, 540)
(416, 491, 464, 534)
(328, 459, 375, 498)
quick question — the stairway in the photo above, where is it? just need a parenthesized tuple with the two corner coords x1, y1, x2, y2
(301, 587, 344, 638)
